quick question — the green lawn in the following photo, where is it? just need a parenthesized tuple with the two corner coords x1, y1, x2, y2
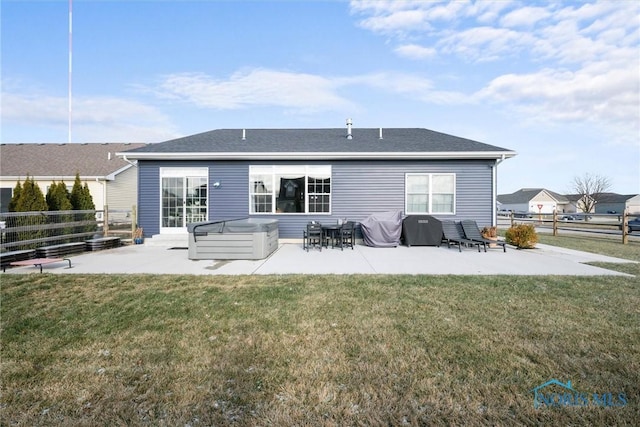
(1, 237, 638, 426)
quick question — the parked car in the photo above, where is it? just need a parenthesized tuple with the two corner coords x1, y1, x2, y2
(513, 211, 533, 218)
(561, 214, 592, 221)
(625, 217, 640, 233)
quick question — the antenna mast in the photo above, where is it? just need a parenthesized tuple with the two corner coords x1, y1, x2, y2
(68, 0, 73, 143)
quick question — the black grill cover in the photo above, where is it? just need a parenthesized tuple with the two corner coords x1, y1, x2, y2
(402, 215, 443, 246)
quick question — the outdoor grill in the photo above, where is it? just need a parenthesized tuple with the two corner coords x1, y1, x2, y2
(401, 215, 443, 246)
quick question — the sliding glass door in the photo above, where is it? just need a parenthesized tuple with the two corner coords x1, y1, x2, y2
(160, 168, 208, 233)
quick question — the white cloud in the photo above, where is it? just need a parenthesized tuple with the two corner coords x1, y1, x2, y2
(438, 26, 535, 61)
(357, 9, 430, 35)
(475, 64, 639, 144)
(500, 6, 551, 28)
(1, 88, 178, 143)
(153, 69, 355, 113)
(350, 0, 640, 144)
(394, 43, 436, 60)
(350, 0, 515, 33)
(149, 68, 471, 115)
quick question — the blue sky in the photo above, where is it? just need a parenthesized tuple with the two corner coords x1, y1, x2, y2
(1, 0, 639, 194)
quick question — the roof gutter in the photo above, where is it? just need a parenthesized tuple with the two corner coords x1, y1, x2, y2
(121, 154, 138, 168)
(116, 151, 517, 161)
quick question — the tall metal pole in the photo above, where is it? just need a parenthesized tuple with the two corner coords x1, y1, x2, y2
(68, 0, 73, 144)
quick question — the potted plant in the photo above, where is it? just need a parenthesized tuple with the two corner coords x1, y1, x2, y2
(481, 226, 498, 248)
(133, 227, 144, 244)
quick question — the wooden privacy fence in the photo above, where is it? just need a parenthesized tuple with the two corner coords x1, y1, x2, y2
(0, 205, 137, 252)
(502, 210, 635, 244)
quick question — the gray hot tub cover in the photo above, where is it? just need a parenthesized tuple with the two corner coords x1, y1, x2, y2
(360, 210, 403, 247)
(188, 218, 278, 235)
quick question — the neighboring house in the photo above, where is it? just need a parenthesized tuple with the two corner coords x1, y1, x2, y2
(498, 188, 640, 215)
(563, 193, 594, 214)
(119, 126, 516, 240)
(627, 195, 640, 214)
(593, 193, 640, 214)
(497, 188, 570, 214)
(0, 143, 147, 214)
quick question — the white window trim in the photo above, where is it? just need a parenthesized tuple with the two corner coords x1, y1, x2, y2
(405, 173, 456, 215)
(249, 165, 332, 215)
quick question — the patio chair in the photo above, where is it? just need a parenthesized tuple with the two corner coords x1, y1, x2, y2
(338, 221, 355, 250)
(441, 220, 484, 252)
(303, 222, 324, 251)
(460, 220, 507, 252)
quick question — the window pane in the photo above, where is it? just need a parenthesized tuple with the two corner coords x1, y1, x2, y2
(276, 175, 305, 213)
(249, 165, 330, 214)
(432, 194, 454, 213)
(432, 175, 454, 193)
(250, 171, 273, 213)
(251, 174, 272, 193)
(252, 194, 272, 213)
(406, 173, 455, 214)
(407, 175, 429, 193)
(308, 170, 330, 213)
(308, 194, 330, 213)
(407, 194, 428, 213)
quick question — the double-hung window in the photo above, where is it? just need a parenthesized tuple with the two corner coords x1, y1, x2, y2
(405, 173, 455, 214)
(249, 165, 331, 214)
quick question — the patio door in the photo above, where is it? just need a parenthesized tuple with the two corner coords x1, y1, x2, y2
(160, 168, 208, 233)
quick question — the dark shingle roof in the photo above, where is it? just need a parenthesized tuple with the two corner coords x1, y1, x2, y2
(121, 128, 515, 160)
(591, 192, 637, 203)
(0, 143, 147, 178)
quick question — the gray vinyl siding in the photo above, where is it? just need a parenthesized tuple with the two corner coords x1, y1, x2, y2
(208, 161, 250, 220)
(137, 159, 496, 238)
(329, 160, 494, 231)
(138, 162, 162, 236)
(138, 160, 250, 236)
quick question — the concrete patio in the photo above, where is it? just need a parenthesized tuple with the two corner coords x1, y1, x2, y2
(3, 240, 635, 276)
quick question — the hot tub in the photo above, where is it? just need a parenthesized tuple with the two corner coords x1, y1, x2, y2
(187, 218, 279, 260)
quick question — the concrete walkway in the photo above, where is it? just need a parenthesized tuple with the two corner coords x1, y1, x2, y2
(3, 241, 635, 276)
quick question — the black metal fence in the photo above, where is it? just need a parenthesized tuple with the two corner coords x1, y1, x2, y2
(0, 206, 136, 252)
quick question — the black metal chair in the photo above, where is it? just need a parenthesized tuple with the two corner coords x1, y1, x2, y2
(460, 220, 507, 252)
(303, 222, 324, 251)
(338, 221, 355, 250)
(441, 220, 483, 252)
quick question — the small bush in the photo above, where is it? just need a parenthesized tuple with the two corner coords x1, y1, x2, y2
(505, 224, 538, 249)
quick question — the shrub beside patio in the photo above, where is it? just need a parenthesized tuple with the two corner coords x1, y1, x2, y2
(2, 267, 638, 425)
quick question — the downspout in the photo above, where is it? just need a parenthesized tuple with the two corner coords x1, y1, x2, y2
(122, 155, 137, 168)
(492, 155, 506, 226)
(121, 155, 139, 233)
(95, 177, 106, 221)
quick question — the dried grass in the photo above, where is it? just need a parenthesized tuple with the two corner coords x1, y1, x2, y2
(2, 265, 639, 425)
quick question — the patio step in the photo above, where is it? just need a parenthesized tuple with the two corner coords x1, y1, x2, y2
(143, 233, 189, 248)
